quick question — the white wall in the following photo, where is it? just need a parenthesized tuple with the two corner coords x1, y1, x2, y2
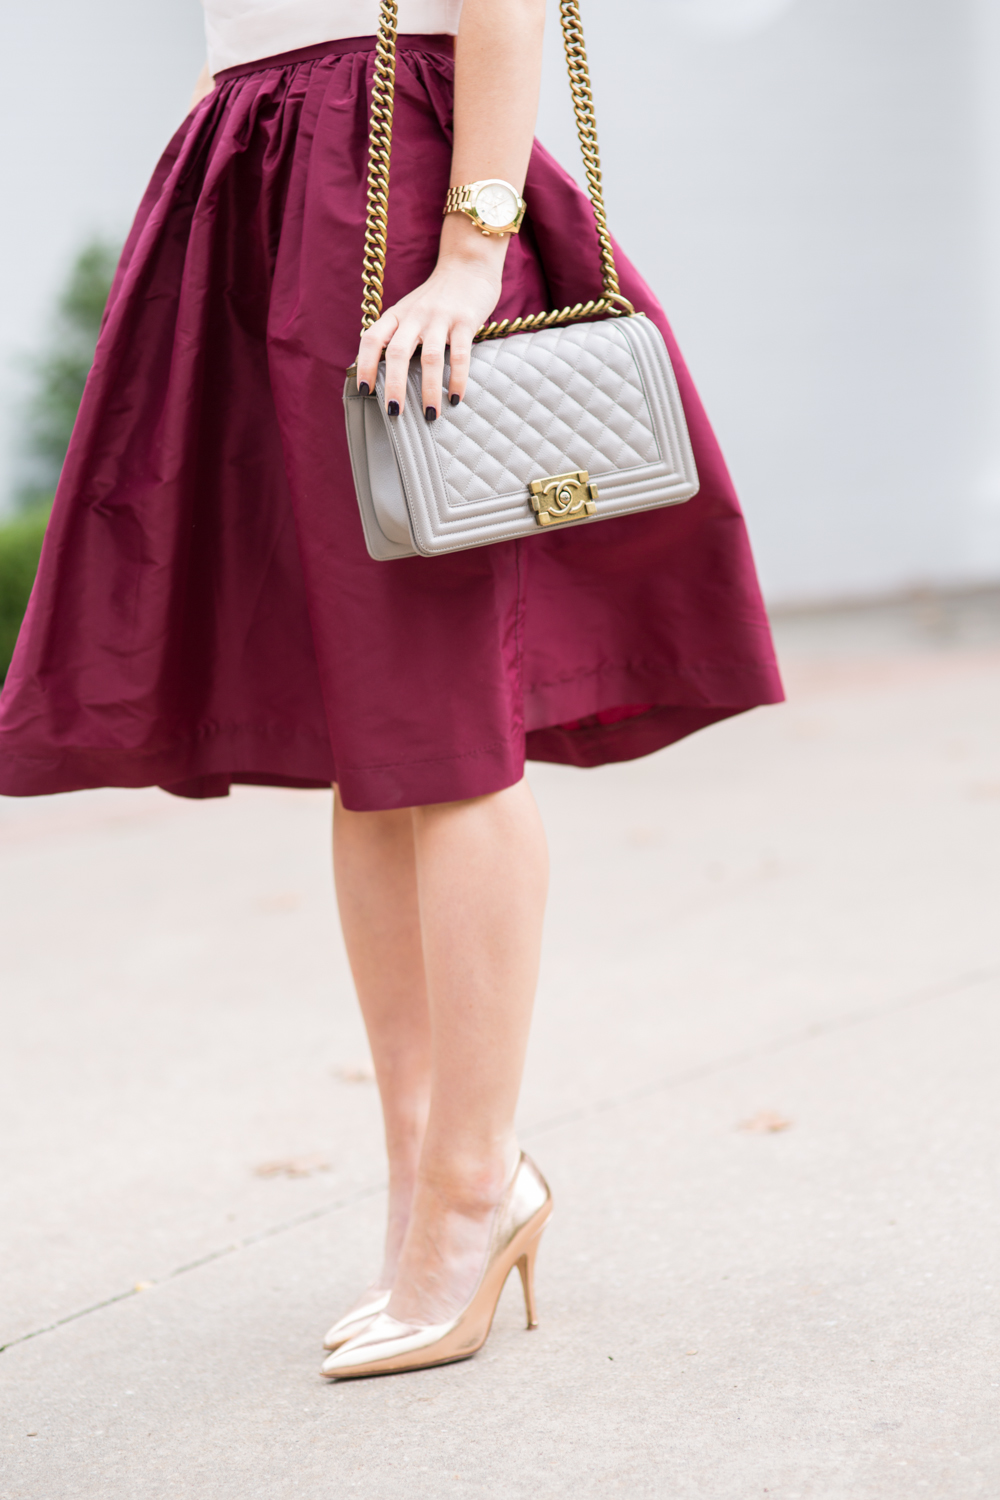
(539, 0, 993, 602)
(973, 0, 1000, 576)
(1, 0, 997, 604)
(0, 0, 206, 508)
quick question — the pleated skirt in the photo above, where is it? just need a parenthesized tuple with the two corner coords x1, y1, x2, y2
(0, 34, 783, 809)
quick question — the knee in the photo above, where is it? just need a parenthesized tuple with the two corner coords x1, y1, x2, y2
(335, 787, 414, 836)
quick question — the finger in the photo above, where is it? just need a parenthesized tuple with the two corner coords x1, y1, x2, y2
(419, 326, 448, 422)
(356, 311, 399, 395)
(446, 322, 475, 407)
(383, 320, 422, 415)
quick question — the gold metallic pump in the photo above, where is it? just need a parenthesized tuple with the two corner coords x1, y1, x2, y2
(320, 1153, 552, 1380)
(322, 1289, 391, 1351)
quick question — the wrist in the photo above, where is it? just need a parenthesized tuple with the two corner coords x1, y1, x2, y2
(437, 212, 510, 272)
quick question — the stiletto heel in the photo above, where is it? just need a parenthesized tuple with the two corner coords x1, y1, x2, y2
(320, 1153, 552, 1379)
(516, 1231, 542, 1329)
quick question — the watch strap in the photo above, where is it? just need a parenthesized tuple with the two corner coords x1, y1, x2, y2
(444, 184, 476, 215)
(443, 180, 526, 234)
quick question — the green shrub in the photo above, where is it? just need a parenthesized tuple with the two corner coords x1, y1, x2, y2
(0, 506, 50, 682)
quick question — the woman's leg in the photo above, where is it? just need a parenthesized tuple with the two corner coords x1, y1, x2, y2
(389, 777, 549, 1325)
(332, 790, 432, 1288)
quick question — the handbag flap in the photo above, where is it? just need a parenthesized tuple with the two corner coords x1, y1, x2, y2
(432, 320, 660, 501)
(370, 314, 698, 556)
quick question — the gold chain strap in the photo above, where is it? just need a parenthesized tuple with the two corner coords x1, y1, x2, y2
(558, 0, 620, 304)
(360, 1, 399, 332)
(359, 0, 633, 342)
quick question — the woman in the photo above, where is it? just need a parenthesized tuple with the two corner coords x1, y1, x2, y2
(0, 0, 782, 1377)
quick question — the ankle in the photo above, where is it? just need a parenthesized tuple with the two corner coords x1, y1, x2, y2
(417, 1139, 519, 1215)
(383, 1112, 428, 1197)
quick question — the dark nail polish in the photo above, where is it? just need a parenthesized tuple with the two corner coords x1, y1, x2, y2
(425, 405, 437, 422)
(449, 393, 461, 407)
(387, 400, 399, 416)
(358, 380, 370, 397)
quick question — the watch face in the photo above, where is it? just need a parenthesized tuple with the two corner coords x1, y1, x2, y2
(474, 181, 519, 228)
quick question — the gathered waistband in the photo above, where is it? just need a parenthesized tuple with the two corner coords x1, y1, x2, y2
(214, 33, 454, 82)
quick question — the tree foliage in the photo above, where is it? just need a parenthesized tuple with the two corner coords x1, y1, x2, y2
(1, 240, 119, 677)
(19, 239, 118, 504)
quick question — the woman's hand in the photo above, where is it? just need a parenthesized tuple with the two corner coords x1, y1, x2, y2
(355, 215, 509, 421)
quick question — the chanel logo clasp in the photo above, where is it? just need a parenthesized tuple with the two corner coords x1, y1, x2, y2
(528, 470, 599, 528)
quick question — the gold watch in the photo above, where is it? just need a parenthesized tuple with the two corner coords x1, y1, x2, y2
(444, 179, 526, 237)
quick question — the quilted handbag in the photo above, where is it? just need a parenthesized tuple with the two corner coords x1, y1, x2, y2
(344, 0, 700, 561)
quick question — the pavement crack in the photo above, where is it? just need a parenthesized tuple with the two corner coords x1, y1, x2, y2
(3, 965, 994, 1357)
(0, 1183, 386, 1356)
(519, 965, 1000, 1140)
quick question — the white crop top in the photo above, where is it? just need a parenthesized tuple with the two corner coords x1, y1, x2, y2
(203, 1, 464, 75)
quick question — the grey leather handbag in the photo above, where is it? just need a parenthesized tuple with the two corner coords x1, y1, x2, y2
(344, 1, 700, 561)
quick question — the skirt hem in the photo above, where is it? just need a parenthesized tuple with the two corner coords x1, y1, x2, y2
(0, 690, 778, 809)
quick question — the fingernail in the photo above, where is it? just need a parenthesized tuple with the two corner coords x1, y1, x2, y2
(449, 393, 461, 407)
(387, 400, 399, 416)
(358, 381, 370, 397)
(425, 405, 437, 422)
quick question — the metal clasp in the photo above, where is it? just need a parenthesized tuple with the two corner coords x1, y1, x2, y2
(528, 470, 599, 528)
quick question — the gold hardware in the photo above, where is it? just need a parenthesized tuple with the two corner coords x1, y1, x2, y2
(444, 180, 526, 237)
(528, 470, 599, 528)
(360, 0, 633, 338)
(360, 1, 399, 333)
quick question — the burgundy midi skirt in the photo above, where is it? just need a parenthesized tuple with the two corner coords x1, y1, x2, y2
(0, 34, 783, 811)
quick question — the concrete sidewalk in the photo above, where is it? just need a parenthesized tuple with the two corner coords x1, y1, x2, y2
(1, 594, 999, 1498)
